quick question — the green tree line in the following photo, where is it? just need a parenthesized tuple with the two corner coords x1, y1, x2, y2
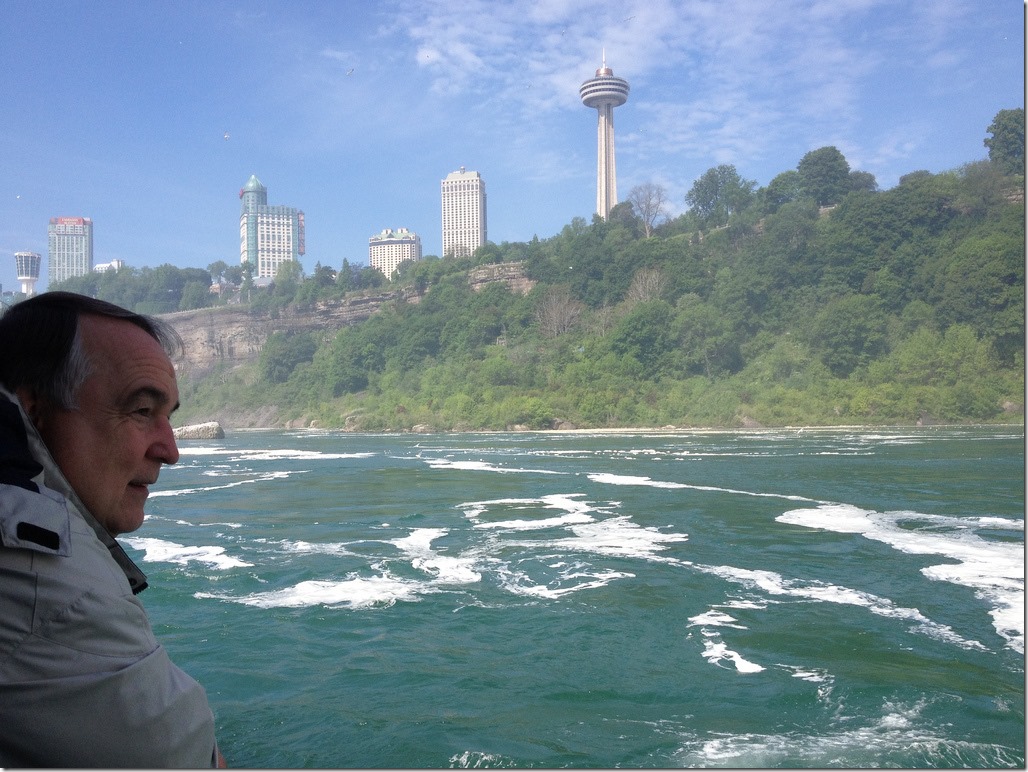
(55, 110, 1026, 430)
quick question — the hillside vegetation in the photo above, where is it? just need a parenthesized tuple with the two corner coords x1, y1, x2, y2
(57, 115, 1025, 432)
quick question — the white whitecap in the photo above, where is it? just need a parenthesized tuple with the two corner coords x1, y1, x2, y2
(123, 536, 251, 569)
(778, 504, 1024, 652)
(699, 563, 987, 651)
(176, 447, 375, 461)
(391, 528, 482, 585)
(150, 470, 300, 497)
(197, 575, 422, 609)
(699, 635, 765, 673)
(688, 610, 748, 629)
(588, 473, 821, 503)
(424, 458, 563, 475)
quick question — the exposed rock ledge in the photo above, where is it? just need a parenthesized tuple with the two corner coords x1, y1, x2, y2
(173, 421, 225, 440)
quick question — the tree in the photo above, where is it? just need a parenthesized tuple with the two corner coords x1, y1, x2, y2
(764, 170, 803, 211)
(686, 165, 757, 228)
(797, 146, 853, 207)
(625, 267, 668, 305)
(627, 183, 669, 237)
(984, 108, 1025, 176)
(535, 286, 583, 338)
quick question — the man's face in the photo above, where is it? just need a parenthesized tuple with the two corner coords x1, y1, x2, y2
(32, 314, 181, 535)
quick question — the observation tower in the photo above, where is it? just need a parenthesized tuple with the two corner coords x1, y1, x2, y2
(14, 251, 41, 296)
(579, 52, 630, 219)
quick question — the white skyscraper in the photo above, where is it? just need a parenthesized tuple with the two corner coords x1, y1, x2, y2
(580, 53, 630, 219)
(441, 167, 487, 258)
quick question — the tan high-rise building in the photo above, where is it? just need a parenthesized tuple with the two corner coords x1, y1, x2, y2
(369, 228, 422, 279)
(441, 167, 487, 258)
(47, 217, 93, 285)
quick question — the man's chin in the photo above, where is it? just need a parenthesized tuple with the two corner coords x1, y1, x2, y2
(106, 510, 147, 537)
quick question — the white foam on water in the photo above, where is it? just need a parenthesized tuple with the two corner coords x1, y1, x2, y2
(391, 528, 482, 585)
(687, 610, 748, 629)
(497, 566, 636, 599)
(698, 563, 987, 651)
(197, 575, 423, 609)
(150, 470, 299, 497)
(550, 515, 689, 561)
(778, 503, 1024, 653)
(459, 493, 613, 527)
(278, 539, 356, 557)
(588, 473, 688, 489)
(697, 631, 766, 673)
(173, 520, 242, 529)
(423, 458, 564, 475)
(123, 536, 252, 569)
(588, 472, 822, 503)
(674, 696, 1019, 767)
(473, 512, 595, 531)
(176, 447, 375, 461)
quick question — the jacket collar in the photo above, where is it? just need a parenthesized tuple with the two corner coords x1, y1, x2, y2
(0, 388, 148, 594)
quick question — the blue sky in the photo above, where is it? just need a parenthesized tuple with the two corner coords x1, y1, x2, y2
(0, 0, 1023, 294)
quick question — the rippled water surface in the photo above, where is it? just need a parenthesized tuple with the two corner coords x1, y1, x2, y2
(128, 428, 1025, 767)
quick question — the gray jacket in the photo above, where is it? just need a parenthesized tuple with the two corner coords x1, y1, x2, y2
(0, 390, 219, 767)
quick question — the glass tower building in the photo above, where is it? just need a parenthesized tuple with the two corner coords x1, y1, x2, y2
(239, 175, 306, 279)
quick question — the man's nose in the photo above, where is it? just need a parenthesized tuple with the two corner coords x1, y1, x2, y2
(151, 417, 180, 465)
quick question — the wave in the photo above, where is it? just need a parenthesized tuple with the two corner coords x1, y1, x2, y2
(177, 447, 376, 461)
(695, 562, 987, 652)
(672, 696, 1023, 768)
(588, 472, 823, 502)
(123, 536, 252, 569)
(777, 504, 1024, 653)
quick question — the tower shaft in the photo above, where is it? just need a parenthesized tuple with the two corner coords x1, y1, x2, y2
(595, 102, 618, 219)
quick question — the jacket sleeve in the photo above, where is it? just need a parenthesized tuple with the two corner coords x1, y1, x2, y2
(1, 641, 218, 768)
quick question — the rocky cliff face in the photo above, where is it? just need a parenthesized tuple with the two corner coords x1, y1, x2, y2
(161, 261, 534, 380)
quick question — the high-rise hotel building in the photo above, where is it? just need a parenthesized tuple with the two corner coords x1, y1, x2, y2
(441, 167, 486, 258)
(369, 228, 422, 279)
(48, 217, 93, 285)
(239, 174, 305, 279)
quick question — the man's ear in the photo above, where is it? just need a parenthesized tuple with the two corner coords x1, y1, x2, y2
(15, 387, 45, 429)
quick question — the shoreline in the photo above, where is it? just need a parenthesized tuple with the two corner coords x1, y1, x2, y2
(216, 422, 1025, 436)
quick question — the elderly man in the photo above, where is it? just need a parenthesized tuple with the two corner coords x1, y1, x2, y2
(0, 292, 224, 767)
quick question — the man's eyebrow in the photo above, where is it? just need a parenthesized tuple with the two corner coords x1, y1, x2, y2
(124, 386, 178, 412)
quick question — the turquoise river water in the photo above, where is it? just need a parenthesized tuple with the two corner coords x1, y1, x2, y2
(126, 427, 1024, 768)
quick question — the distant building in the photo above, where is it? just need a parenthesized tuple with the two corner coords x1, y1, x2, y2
(14, 251, 41, 296)
(369, 228, 422, 279)
(239, 174, 305, 279)
(441, 167, 487, 258)
(93, 259, 126, 273)
(48, 217, 93, 285)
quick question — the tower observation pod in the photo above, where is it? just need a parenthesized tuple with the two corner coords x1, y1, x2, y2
(579, 53, 629, 219)
(14, 251, 41, 296)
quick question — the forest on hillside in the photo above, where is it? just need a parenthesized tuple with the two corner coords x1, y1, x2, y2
(56, 110, 1025, 431)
